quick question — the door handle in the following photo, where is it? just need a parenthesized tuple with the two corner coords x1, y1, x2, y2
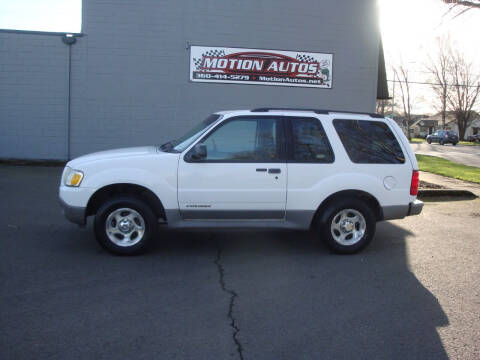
(256, 168, 267, 172)
(268, 168, 281, 174)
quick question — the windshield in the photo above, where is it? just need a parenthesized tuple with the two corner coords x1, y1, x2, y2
(160, 114, 221, 153)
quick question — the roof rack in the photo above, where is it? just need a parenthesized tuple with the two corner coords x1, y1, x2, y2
(250, 107, 384, 119)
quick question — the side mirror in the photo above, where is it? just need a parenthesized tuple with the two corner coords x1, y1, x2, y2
(191, 143, 207, 160)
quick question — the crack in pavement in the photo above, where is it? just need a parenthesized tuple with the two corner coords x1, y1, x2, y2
(214, 241, 244, 360)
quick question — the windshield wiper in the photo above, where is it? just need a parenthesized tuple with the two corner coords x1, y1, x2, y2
(160, 141, 174, 152)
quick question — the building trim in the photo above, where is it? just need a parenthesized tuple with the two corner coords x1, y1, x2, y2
(0, 29, 83, 37)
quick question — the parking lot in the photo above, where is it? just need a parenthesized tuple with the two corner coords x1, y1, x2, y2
(1, 164, 479, 359)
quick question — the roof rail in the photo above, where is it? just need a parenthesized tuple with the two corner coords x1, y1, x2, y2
(251, 107, 329, 114)
(250, 107, 384, 119)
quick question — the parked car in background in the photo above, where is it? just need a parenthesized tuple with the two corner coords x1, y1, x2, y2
(426, 130, 459, 145)
(466, 134, 480, 143)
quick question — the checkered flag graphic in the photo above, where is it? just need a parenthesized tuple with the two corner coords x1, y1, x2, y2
(194, 49, 226, 70)
(296, 54, 316, 63)
(296, 54, 329, 79)
(204, 49, 226, 57)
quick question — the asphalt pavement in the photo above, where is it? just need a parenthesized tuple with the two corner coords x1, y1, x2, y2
(411, 142, 480, 167)
(1, 165, 479, 359)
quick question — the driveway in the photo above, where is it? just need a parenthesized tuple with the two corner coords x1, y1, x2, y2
(1, 165, 479, 359)
(411, 142, 480, 167)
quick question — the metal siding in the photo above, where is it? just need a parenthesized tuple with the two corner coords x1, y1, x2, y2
(1, 0, 380, 160)
(0, 33, 68, 159)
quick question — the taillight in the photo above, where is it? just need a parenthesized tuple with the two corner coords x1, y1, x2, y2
(410, 170, 419, 196)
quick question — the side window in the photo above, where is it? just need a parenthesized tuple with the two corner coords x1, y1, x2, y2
(333, 119, 405, 164)
(289, 117, 334, 163)
(194, 117, 283, 162)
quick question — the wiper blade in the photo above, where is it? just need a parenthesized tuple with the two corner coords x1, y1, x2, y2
(160, 141, 174, 152)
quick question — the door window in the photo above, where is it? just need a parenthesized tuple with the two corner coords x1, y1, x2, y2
(289, 117, 334, 163)
(190, 117, 284, 162)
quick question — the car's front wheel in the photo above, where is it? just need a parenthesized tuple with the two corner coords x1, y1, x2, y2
(94, 196, 157, 255)
(427, 138, 432, 144)
(319, 198, 376, 254)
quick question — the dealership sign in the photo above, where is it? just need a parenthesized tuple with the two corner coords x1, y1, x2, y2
(190, 46, 332, 88)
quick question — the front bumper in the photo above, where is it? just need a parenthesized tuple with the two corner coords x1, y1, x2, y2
(407, 199, 424, 216)
(59, 197, 86, 226)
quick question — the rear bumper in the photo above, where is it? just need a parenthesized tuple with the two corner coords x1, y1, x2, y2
(59, 197, 86, 226)
(407, 199, 424, 216)
(382, 199, 424, 220)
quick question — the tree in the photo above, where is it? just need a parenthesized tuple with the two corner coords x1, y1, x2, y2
(426, 37, 452, 129)
(441, 1, 480, 19)
(393, 65, 414, 140)
(442, 0, 480, 8)
(446, 48, 480, 139)
(376, 99, 390, 116)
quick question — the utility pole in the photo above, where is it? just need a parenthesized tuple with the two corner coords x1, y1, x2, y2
(62, 34, 77, 161)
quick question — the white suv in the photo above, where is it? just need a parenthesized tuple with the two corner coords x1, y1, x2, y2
(59, 108, 423, 255)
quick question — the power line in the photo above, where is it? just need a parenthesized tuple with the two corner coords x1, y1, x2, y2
(389, 68, 480, 77)
(387, 79, 480, 88)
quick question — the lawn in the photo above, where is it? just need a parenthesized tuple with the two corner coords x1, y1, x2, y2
(410, 138, 425, 143)
(458, 140, 480, 146)
(416, 154, 480, 184)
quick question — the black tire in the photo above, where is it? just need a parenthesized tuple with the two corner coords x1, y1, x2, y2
(319, 198, 376, 254)
(440, 139, 445, 145)
(452, 142, 457, 146)
(94, 196, 158, 255)
(427, 138, 432, 144)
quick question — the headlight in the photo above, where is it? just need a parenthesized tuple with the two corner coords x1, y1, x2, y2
(63, 167, 84, 187)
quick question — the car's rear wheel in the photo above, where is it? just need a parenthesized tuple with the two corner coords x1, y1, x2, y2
(94, 196, 157, 255)
(452, 142, 457, 146)
(427, 138, 432, 144)
(319, 198, 376, 254)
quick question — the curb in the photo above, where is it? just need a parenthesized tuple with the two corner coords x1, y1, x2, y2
(418, 189, 477, 199)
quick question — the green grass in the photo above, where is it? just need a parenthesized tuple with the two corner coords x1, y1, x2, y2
(410, 138, 425, 143)
(416, 154, 480, 184)
(458, 140, 480, 146)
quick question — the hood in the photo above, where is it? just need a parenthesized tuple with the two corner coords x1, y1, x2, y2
(67, 146, 159, 168)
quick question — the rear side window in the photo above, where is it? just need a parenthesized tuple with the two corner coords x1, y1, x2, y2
(333, 119, 405, 164)
(289, 117, 334, 163)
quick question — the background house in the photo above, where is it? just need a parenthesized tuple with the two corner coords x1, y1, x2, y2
(439, 112, 480, 138)
(411, 118, 439, 138)
(391, 115, 426, 138)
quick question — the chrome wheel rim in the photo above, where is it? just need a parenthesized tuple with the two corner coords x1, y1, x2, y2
(330, 209, 366, 246)
(105, 208, 145, 247)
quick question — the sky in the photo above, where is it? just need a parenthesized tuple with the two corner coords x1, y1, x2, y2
(378, 0, 480, 114)
(0, 0, 81, 33)
(0, 0, 477, 114)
